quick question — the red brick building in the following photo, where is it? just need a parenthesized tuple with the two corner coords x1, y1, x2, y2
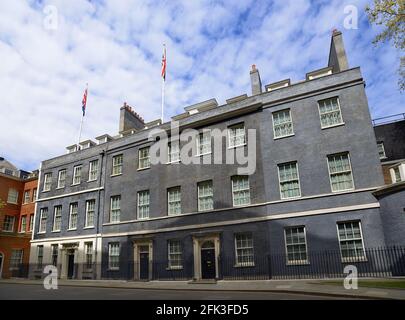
(0, 157, 38, 278)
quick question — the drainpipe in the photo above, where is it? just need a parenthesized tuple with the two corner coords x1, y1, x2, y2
(94, 149, 106, 279)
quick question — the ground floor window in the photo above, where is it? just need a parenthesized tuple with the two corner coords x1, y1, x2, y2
(235, 233, 254, 266)
(108, 243, 120, 270)
(9, 249, 23, 270)
(85, 242, 93, 269)
(51, 244, 58, 266)
(337, 221, 366, 261)
(285, 226, 308, 264)
(3, 215, 15, 232)
(168, 240, 183, 269)
(37, 245, 43, 269)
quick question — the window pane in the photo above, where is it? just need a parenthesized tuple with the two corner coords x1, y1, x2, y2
(168, 187, 181, 215)
(137, 190, 150, 219)
(318, 97, 343, 128)
(232, 176, 250, 206)
(198, 181, 213, 211)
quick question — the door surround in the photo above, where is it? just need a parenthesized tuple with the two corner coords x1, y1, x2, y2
(60, 243, 79, 279)
(192, 234, 220, 280)
(133, 239, 153, 281)
(0, 252, 4, 279)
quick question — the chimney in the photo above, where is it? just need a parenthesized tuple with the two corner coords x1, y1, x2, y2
(328, 29, 349, 73)
(250, 64, 262, 95)
(119, 102, 145, 134)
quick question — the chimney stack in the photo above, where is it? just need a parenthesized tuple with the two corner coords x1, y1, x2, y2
(250, 64, 262, 95)
(328, 29, 349, 73)
(119, 102, 145, 134)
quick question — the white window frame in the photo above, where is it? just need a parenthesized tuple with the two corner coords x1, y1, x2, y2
(272, 109, 294, 139)
(228, 123, 246, 148)
(52, 205, 62, 232)
(196, 131, 212, 156)
(390, 164, 404, 183)
(88, 160, 99, 181)
(137, 190, 150, 220)
(32, 188, 37, 202)
(108, 243, 120, 270)
(9, 249, 23, 270)
(19, 215, 27, 233)
(84, 242, 93, 270)
(167, 141, 180, 163)
(110, 196, 121, 223)
(327, 152, 355, 193)
(377, 142, 387, 159)
(85, 199, 95, 228)
(168, 240, 183, 269)
(7, 188, 18, 204)
(277, 161, 301, 199)
(57, 169, 66, 188)
(3, 215, 15, 232)
(336, 221, 367, 262)
(51, 244, 58, 266)
(167, 187, 181, 216)
(43, 173, 52, 192)
(112, 154, 123, 176)
(68, 203, 78, 230)
(231, 176, 251, 207)
(317, 97, 344, 129)
(197, 180, 214, 212)
(284, 226, 309, 265)
(37, 245, 44, 268)
(72, 165, 82, 185)
(29, 214, 34, 232)
(23, 190, 30, 204)
(138, 147, 151, 170)
(38, 208, 47, 233)
(234, 233, 255, 267)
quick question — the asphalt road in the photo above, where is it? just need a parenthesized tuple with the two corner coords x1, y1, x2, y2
(0, 283, 349, 300)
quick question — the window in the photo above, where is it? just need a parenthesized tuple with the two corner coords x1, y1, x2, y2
(43, 173, 52, 191)
(68, 203, 78, 230)
(85, 200, 95, 227)
(108, 243, 120, 270)
(23, 190, 30, 204)
(3, 215, 15, 232)
(32, 188, 37, 202)
(53, 205, 62, 231)
(231, 176, 250, 206)
(168, 240, 183, 269)
(88, 160, 99, 181)
(72, 165, 82, 185)
(168, 187, 181, 215)
(112, 154, 123, 175)
(110, 196, 121, 222)
(85, 242, 93, 269)
(278, 162, 301, 199)
(138, 147, 150, 169)
(318, 97, 344, 128)
(137, 190, 150, 220)
(9, 249, 23, 270)
(20, 216, 27, 233)
(235, 234, 254, 266)
(327, 153, 354, 192)
(37, 245, 43, 268)
(377, 142, 386, 159)
(29, 214, 34, 232)
(197, 132, 211, 155)
(272, 109, 294, 139)
(7, 188, 18, 204)
(228, 123, 246, 148)
(57, 169, 66, 188)
(392, 166, 402, 183)
(285, 227, 308, 264)
(168, 141, 180, 163)
(39, 208, 48, 233)
(337, 221, 365, 261)
(198, 180, 213, 211)
(51, 244, 58, 266)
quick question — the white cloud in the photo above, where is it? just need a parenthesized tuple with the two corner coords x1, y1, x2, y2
(0, 0, 403, 171)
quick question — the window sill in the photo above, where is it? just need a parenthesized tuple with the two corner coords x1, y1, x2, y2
(110, 173, 122, 177)
(341, 257, 368, 263)
(7, 202, 18, 205)
(321, 122, 345, 130)
(137, 217, 150, 221)
(331, 187, 355, 194)
(137, 167, 151, 171)
(42, 190, 50, 193)
(228, 143, 247, 149)
(71, 183, 81, 186)
(67, 228, 77, 231)
(37, 231, 46, 234)
(287, 261, 310, 266)
(108, 221, 121, 224)
(232, 203, 251, 208)
(18, 231, 26, 234)
(195, 152, 212, 157)
(56, 187, 65, 190)
(234, 263, 255, 268)
(166, 267, 183, 271)
(273, 133, 295, 140)
(83, 226, 95, 229)
(51, 230, 61, 233)
(168, 213, 182, 217)
(166, 160, 181, 165)
(87, 179, 97, 183)
(280, 195, 301, 201)
(107, 268, 120, 271)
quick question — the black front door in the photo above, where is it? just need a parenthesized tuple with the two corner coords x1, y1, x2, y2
(139, 252, 149, 280)
(67, 253, 75, 279)
(201, 249, 216, 279)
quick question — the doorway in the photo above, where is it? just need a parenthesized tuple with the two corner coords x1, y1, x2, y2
(201, 241, 216, 279)
(139, 246, 149, 280)
(0, 253, 3, 279)
(67, 249, 75, 279)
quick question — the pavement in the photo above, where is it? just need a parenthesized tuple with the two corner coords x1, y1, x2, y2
(0, 278, 404, 300)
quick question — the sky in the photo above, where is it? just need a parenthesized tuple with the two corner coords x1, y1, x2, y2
(0, 0, 403, 171)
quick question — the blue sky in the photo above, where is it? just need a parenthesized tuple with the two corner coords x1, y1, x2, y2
(0, 0, 403, 171)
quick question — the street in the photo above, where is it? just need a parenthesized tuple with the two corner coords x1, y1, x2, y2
(0, 283, 350, 300)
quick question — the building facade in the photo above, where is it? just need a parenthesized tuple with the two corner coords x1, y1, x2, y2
(30, 31, 405, 281)
(0, 158, 38, 278)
